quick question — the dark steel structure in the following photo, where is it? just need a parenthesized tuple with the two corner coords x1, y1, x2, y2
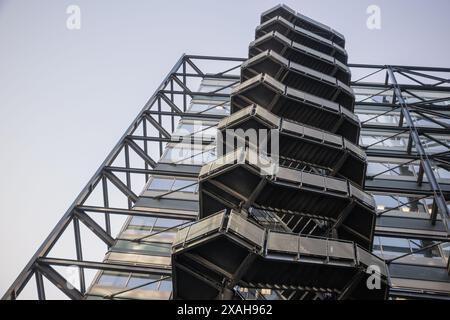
(172, 4, 388, 300)
(2, 4, 450, 300)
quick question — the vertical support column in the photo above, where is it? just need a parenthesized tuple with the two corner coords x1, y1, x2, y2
(35, 270, 46, 300)
(158, 97, 163, 156)
(124, 144, 132, 209)
(183, 59, 187, 112)
(73, 217, 86, 294)
(102, 176, 111, 237)
(170, 80, 175, 132)
(142, 118, 149, 182)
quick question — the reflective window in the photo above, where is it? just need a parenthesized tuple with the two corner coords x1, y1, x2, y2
(354, 93, 392, 104)
(160, 144, 216, 165)
(97, 272, 171, 292)
(148, 178, 174, 191)
(127, 275, 160, 290)
(379, 237, 411, 256)
(199, 84, 233, 94)
(126, 216, 186, 241)
(434, 166, 450, 179)
(98, 272, 129, 287)
(442, 243, 450, 259)
(356, 111, 399, 125)
(114, 240, 172, 257)
(172, 179, 197, 192)
(411, 113, 450, 128)
(420, 136, 450, 153)
(189, 102, 230, 115)
(158, 278, 173, 291)
(147, 176, 198, 193)
(374, 236, 443, 259)
(174, 121, 217, 137)
(373, 194, 427, 213)
(360, 134, 407, 149)
(368, 161, 415, 178)
(129, 216, 156, 228)
(367, 160, 450, 182)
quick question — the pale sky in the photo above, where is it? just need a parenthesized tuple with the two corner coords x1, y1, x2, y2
(1, 0, 450, 299)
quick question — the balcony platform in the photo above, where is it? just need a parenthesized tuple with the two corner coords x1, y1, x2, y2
(256, 16, 347, 64)
(217, 104, 366, 186)
(198, 148, 376, 248)
(249, 31, 350, 84)
(242, 50, 354, 110)
(260, 4, 346, 47)
(172, 210, 388, 300)
(231, 74, 360, 144)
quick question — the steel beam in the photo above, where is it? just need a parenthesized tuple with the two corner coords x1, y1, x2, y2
(36, 264, 83, 300)
(103, 171, 138, 203)
(1, 54, 186, 300)
(73, 217, 86, 294)
(76, 205, 197, 220)
(35, 270, 46, 300)
(74, 210, 115, 247)
(38, 257, 172, 276)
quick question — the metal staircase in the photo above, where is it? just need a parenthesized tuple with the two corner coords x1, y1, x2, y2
(171, 4, 389, 300)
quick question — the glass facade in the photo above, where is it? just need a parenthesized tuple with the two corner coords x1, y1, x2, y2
(86, 78, 236, 300)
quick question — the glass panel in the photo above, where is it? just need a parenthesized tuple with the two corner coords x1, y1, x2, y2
(129, 216, 156, 228)
(373, 194, 426, 213)
(395, 164, 414, 176)
(155, 218, 186, 228)
(161, 146, 193, 164)
(148, 177, 174, 191)
(367, 162, 391, 176)
(397, 196, 425, 213)
(421, 137, 449, 153)
(189, 103, 230, 115)
(360, 135, 378, 146)
(114, 240, 172, 256)
(435, 166, 450, 179)
(199, 85, 232, 94)
(372, 236, 382, 256)
(410, 240, 441, 259)
(172, 179, 198, 193)
(367, 161, 420, 178)
(98, 272, 129, 287)
(441, 243, 450, 259)
(371, 95, 385, 103)
(379, 237, 410, 256)
(127, 275, 160, 290)
(356, 113, 371, 122)
(175, 122, 217, 137)
(174, 123, 195, 135)
(161, 145, 216, 165)
(377, 115, 397, 124)
(382, 137, 405, 148)
(202, 126, 217, 136)
(355, 94, 370, 102)
(373, 195, 398, 210)
(159, 278, 173, 291)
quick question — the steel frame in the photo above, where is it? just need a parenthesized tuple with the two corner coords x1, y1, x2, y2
(352, 65, 450, 225)
(2, 56, 450, 300)
(1, 54, 244, 300)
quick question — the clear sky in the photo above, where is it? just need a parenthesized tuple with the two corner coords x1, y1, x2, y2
(1, 0, 450, 298)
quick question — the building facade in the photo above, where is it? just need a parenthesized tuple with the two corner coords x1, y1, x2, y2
(3, 4, 450, 300)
